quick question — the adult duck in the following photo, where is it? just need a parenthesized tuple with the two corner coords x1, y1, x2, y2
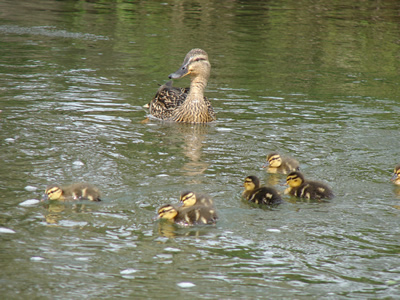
(148, 48, 216, 123)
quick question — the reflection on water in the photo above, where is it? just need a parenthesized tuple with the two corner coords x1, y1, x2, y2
(42, 201, 98, 225)
(178, 124, 211, 177)
(1, 0, 400, 299)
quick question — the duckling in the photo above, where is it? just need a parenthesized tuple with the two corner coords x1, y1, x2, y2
(180, 190, 215, 208)
(242, 176, 283, 206)
(157, 204, 218, 226)
(263, 152, 300, 174)
(284, 171, 334, 200)
(42, 183, 101, 201)
(148, 48, 216, 123)
(391, 164, 400, 185)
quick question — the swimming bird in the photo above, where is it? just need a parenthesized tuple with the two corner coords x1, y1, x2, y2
(284, 171, 334, 200)
(42, 183, 101, 201)
(156, 204, 218, 226)
(180, 190, 215, 208)
(391, 164, 400, 185)
(242, 175, 283, 206)
(263, 152, 299, 174)
(148, 48, 216, 123)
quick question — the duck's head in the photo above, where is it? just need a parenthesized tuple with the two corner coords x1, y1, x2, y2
(391, 164, 400, 184)
(180, 190, 197, 207)
(42, 185, 63, 201)
(157, 204, 178, 220)
(265, 152, 282, 168)
(243, 176, 260, 192)
(286, 171, 305, 188)
(169, 49, 210, 81)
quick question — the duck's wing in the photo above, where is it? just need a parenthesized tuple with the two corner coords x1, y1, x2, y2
(149, 81, 188, 119)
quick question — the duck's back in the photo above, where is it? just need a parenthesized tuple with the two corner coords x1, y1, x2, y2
(149, 82, 188, 120)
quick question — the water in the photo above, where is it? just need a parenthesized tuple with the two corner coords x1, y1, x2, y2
(1, 0, 400, 298)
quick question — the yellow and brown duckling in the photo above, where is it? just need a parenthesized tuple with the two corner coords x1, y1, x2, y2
(285, 171, 334, 200)
(157, 203, 218, 226)
(242, 176, 283, 206)
(148, 48, 216, 123)
(42, 183, 101, 201)
(263, 152, 300, 174)
(180, 190, 215, 208)
(391, 164, 400, 185)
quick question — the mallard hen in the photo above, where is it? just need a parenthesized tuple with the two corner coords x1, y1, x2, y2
(148, 48, 216, 123)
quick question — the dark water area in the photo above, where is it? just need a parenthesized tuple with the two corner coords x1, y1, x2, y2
(1, 0, 400, 299)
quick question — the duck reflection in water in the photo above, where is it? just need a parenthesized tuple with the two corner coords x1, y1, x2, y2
(150, 122, 212, 179)
(42, 201, 93, 225)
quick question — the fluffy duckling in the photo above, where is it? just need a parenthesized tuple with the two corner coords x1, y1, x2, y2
(391, 164, 400, 185)
(157, 204, 218, 226)
(42, 183, 101, 201)
(285, 171, 334, 200)
(148, 48, 216, 123)
(180, 190, 215, 208)
(242, 176, 283, 206)
(263, 152, 300, 174)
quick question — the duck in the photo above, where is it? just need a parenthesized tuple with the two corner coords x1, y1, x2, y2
(42, 183, 101, 201)
(263, 152, 300, 174)
(242, 175, 283, 206)
(180, 190, 215, 208)
(284, 171, 334, 200)
(156, 204, 218, 226)
(148, 48, 216, 123)
(391, 164, 400, 185)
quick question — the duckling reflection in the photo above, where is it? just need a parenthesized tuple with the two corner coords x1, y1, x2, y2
(263, 152, 300, 174)
(43, 201, 65, 224)
(42, 201, 92, 225)
(285, 171, 334, 201)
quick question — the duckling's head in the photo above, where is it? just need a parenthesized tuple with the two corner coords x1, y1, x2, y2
(157, 204, 178, 220)
(286, 171, 305, 188)
(391, 164, 400, 184)
(266, 152, 282, 168)
(180, 190, 197, 207)
(43, 185, 63, 201)
(243, 176, 261, 192)
(169, 49, 210, 81)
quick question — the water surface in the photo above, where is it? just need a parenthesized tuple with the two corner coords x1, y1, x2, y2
(1, 0, 400, 299)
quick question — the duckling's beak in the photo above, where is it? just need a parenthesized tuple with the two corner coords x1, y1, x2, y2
(169, 62, 190, 79)
(153, 214, 161, 221)
(391, 173, 399, 182)
(262, 162, 269, 168)
(41, 194, 48, 202)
